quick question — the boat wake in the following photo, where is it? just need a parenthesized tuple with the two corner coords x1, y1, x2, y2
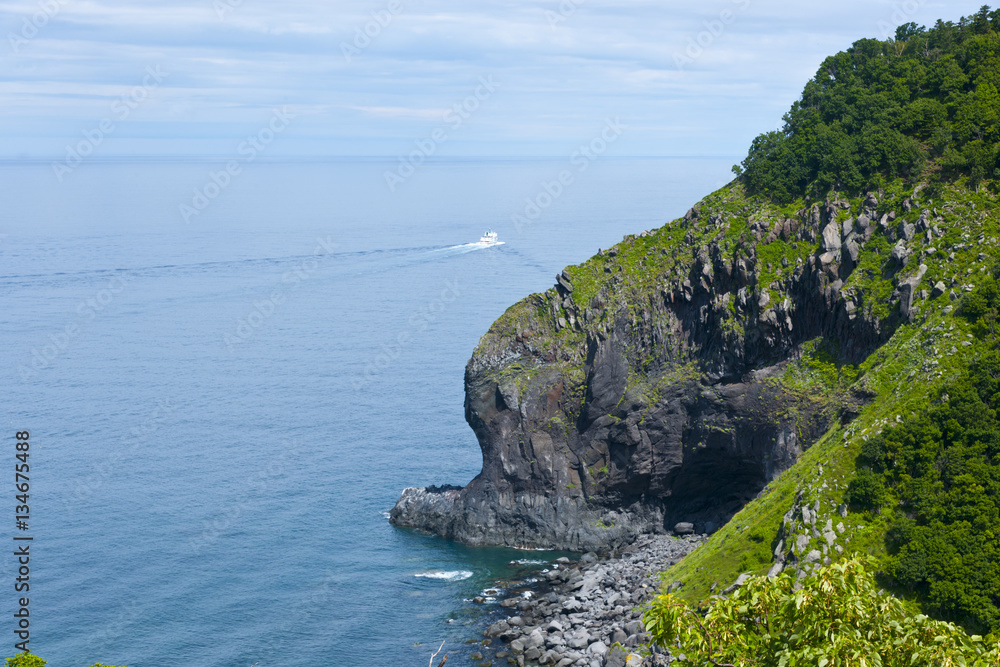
(431, 240, 505, 255)
(431, 230, 505, 256)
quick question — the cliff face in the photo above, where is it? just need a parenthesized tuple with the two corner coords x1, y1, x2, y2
(392, 183, 929, 551)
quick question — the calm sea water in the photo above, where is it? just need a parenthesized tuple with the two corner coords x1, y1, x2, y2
(0, 157, 734, 667)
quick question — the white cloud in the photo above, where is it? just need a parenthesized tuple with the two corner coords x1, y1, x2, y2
(0, 0, 991, 156)
(350, 106, 450, 120)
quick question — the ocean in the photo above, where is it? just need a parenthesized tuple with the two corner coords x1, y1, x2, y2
(0, 156, 734, 666)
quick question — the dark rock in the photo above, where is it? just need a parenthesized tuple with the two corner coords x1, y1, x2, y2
(843, 238, 860, 264)
(392, 193, 887, 551)
(606, 644, 629, 667)
(841, 218, 854, 240)
(898, 265, 928, 320)
(722, 572, 752, 594)
(899, 221, 916, 242)
(891, 241, 910, 266)
(821, 222, 842, 251)
(588, 640, 609, 657)
(673, 522, 695, 535)
(486, 620, 510, 637)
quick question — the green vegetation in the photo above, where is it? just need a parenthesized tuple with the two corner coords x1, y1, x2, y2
(828, 273, 1000, 634)
(645, 557, 1000, 666)
(739, 7, 1000, 202)
(471, 7, 1000, 657)
(5, 654, 45, 667)
(652, 9, 1000, 632)
(4, 653, 125, 667)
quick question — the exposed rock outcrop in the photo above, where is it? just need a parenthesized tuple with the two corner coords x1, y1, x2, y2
(391, 187, 921, 551)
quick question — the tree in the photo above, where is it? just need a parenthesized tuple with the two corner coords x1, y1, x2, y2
(845, 469, 886, 511)
(896, 22, 926, 41)
(3, 656, 124, 667)
(973, 5, 993, 34)
(644, 557, 1000, 666)
(738, 15, 1000, 200)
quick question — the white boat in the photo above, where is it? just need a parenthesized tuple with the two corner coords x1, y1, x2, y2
(479, 229, 501, 245)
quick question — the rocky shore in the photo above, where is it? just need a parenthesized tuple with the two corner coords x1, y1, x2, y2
(475, 533, 706, 667)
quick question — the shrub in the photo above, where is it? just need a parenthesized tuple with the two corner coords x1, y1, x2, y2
(644, 557, 1000, 666)
(845, 469, 886, 511)
(5, 655, 45, 667)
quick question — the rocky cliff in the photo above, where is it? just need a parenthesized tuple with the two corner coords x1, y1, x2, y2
(391, 183, 940, 551)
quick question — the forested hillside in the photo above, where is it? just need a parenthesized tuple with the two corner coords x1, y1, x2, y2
(645, 6, 1000, 662)
(738, 8, 1000, 201)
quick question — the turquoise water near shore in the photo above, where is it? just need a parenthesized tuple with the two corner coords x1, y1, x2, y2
(0, 157, 733, 666)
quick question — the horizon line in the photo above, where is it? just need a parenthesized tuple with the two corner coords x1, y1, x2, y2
(0, 154, 743, 164)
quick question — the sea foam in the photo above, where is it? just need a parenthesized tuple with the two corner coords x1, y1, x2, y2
(414, 570, 474, 581)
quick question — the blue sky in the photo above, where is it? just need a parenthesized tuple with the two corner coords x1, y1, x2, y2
(0, 0, 989, 158)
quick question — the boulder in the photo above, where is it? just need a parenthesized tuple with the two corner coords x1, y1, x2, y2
(485, 619, 510, 637)
(821, 222, 842, 251)
(842, 218, 855, 239)
(673, 521, 695, 535)
(899, 221, 916, 242)
(891, 241, 910, 266)
(844, 238, 860, 264)
(606, 644, 630, 667)
(588, 640, 609, 657)
(898, 265, 928, 319)
(723, 572, 752, 594)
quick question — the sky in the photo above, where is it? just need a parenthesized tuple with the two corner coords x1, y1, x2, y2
(0, 0, 991, 159)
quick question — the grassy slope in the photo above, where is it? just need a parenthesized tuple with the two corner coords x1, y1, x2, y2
(659, 176, 1000, 605)
(474, 163, 1000, 606)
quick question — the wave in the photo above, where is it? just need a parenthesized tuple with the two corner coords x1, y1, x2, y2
(428, 241, 506, 257)
(414, 570, 473, 581)
(0, 240, 497, 287)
